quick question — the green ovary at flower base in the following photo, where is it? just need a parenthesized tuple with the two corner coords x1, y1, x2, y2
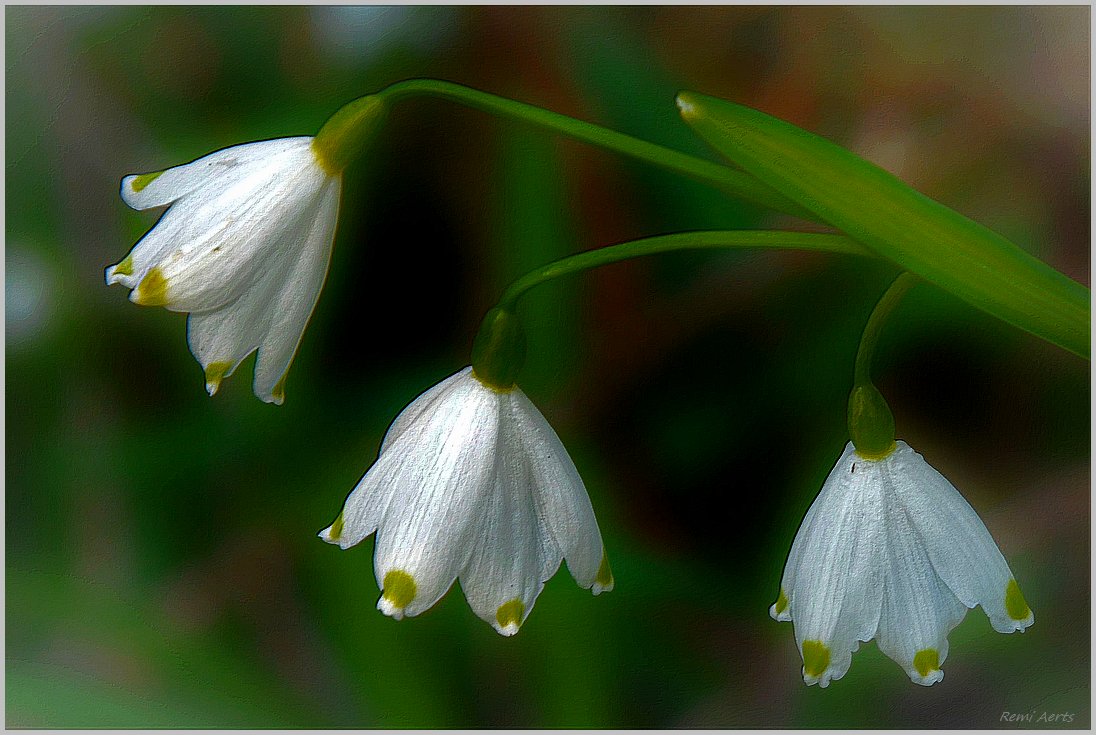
(846, 384, 895, 459)
(471, 307, 527, 392)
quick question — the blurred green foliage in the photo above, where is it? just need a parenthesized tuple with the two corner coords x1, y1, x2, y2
(6, 5, 1089, 728)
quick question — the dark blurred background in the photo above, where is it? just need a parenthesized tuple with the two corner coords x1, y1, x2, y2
(6, 5, 1089, 728)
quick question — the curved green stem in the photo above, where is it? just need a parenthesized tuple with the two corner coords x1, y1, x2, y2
(473, 229, 872, 389)
(373, 79, 817, 220)
(847, 273, 919, 457)
(853, 272, 920, 388)
(495, 230, 871, 310)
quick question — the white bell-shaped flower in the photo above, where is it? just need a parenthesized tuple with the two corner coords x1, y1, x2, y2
(771, 441, 1033, 687)
(319, 366, 613, 636)
(105, 137, 341, 404)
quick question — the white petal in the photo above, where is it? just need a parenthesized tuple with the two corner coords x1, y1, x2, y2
(181, 193, 313, 390)
(182, 177, 339, 402)
(247, 180, 341, 403)
(104, 205, 190, 291)
(497, 392, 563, 583)
(320, 370, 482, 549)
(508, 388, 608, 591)
(111, 139, 329, 314)
(786, 445, 885, 687)
(876, 465, 968, 686)
(317, 369, 474, 547)
(458, 433, 548, 636)
(120, 137, 314, 210)
(771, 442, 858, 623)
(152, 149, 332, 314)
(183, 213, 302, 394)
(379, 367, 475, 452)
(186, 293, 267, 398)
(370, 377, 500, 619)
(889, 442, 1033, 633)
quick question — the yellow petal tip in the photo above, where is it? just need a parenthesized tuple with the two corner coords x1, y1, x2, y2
(270, 373, 288, 405)
(913, 648, 940, 677)
(326, 514, 344, 543)
(204, 361, 232, 395)
(381, 569, 417, 610)
(676, 91, 700, 119)
(774, 588, 789, 615)
(132, 267, 169, 306)
(593, 550, 614, 594)
(111, 254, 134, 277)
(495, 598, 525, 635)
(802, 640, 831, 678)
(1005, 578, 1031, 621)
(130, 170, 163, 193)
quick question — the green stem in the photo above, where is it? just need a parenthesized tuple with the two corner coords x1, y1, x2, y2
(473, 229, 872, 390)
(847, 273, 919, 457)
(496, 230, 871, 310)
(373, 79, 817, 220)
(853, 273, 919, 388)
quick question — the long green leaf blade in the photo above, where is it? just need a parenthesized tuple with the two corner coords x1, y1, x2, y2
(676, 91, 1090, 358)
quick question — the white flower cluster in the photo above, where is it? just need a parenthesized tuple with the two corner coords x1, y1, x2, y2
(106, 137, 612, 635)
(106, 134, 1033, 680)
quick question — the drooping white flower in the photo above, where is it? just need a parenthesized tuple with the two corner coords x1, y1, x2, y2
(105, 137, 341, 404)
(318, 366, 613, 636)
(771, 441, 1033, 687)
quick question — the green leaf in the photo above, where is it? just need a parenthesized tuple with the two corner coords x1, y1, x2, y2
(676, 91, 1090, 359)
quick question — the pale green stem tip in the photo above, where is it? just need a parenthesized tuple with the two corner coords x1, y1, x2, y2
(312, 95, 387, 175)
